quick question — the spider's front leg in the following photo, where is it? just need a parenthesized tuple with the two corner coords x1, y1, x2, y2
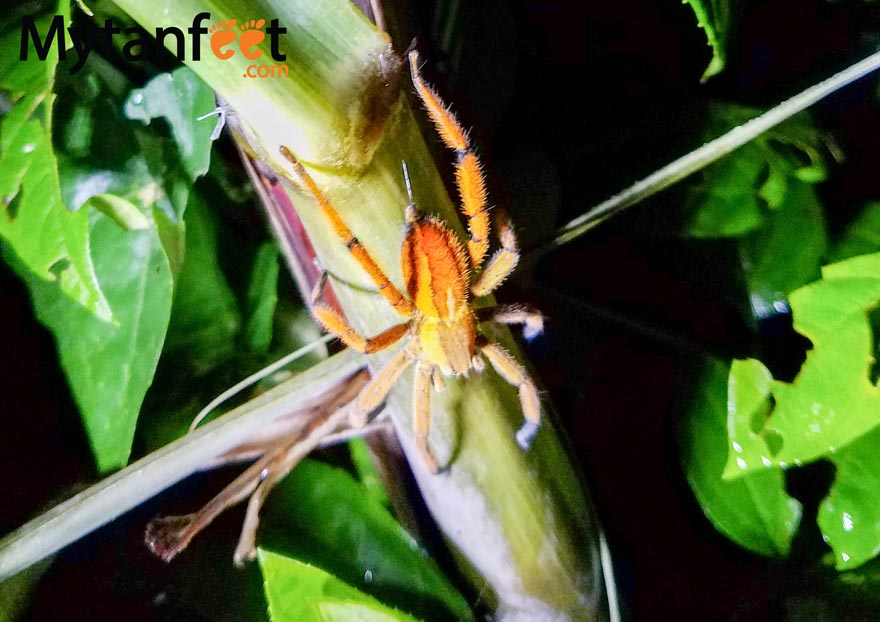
(471, 210, 520, 297)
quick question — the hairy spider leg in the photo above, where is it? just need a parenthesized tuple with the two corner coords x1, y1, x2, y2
(349, 344, 418, 427)
(306, 268, 411, 354)
(409, 50, 490, 270)
(413, 360, 440, 473)
(312, 303, 411, 354)
(279, 146, 415, 316)
(480, 341, 542, 449)
(472, 210, 520, 297)
(484, 304, 545, 342)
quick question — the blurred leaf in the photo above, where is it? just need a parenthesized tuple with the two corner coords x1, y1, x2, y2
(0, 11, 111, 321)
(0, 557, 52, 622)
(241, 242, 279, 354)
(124, 67, 217, 181)
(682, 358, 801, 556)
(348, 438, 392, 509)
(11, 211, 173, 472)
(739, 181, 827, 315)
(261, 460, 473, 622)
(683, 104, 828, 238)
(684, 0, 738, 81)
(259, 549, 421, 622)
(164, 193, 241, 375)
(86, 193, 151, 230)
(728, 253, 880, 475)
(831, 201, 880, 262)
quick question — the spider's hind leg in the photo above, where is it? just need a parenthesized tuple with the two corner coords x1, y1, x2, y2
(479, 341, 541, 449)
(481, 304, 545, 342)
(349, 345, 416, 427)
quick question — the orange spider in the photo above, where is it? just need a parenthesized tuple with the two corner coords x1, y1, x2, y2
(280, 50, 544, 472)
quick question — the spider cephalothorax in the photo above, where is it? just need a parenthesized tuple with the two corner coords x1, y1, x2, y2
(280, 50, 543, 472)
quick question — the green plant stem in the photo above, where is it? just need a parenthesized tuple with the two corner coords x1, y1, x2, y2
(0, 348, 365, 581)
(105, 0, 608, 618)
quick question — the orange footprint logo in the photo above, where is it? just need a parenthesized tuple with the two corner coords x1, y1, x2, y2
(208, 18, 267, 61)
(238, 19, 266, 60)
(209, 19, 237, 60)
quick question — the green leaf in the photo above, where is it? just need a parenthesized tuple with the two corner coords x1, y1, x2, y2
(683, 104, 828, 238)
(817, 426, 880, 569)
(86, 193, 151, 230)
(683, 0, 738, 81)
(739, 181, 827, 313)
(728, 252, 880, 475)
(722, 359, 776, 479)
(163, 193, 241, 375)
(0, 557, 52, 622)
(124, 67, 217, 181)
(830, 201, 880, 262)
(258, 549, 421, 622)
(349, 438, 392, 509)
(682, 358, 801, 556)
(261, 460, 473, 622)
(10, 211, 173, 472)
(241, 242, 279, 354)
(0, 13, 111, 320)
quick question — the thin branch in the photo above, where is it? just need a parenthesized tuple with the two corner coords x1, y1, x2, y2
(0, 349, 365, 581)
(537, 49, 880, 255)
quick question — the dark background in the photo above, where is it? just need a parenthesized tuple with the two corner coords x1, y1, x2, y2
(2, 0, 880, 620)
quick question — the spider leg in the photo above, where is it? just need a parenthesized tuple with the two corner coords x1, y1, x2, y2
(312, 303, 410, 354)
(413, 361, 440, 473)
(479, 342, 541, 449)
(482, 303, 544, 342)
(279, 146, 414, 316)
(350, 343, 417, 427)
(472, 210, 520, 297)
(409, 50, 490, 269)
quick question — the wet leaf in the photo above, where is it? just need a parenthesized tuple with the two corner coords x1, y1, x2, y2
(817, 426, 880, 569)
(259, 549, 420, 622)
(682, 358, 801, 556)
(728, 253, 880, 473)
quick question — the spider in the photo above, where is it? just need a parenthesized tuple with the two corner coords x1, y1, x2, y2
(279, 50, 544, 473)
